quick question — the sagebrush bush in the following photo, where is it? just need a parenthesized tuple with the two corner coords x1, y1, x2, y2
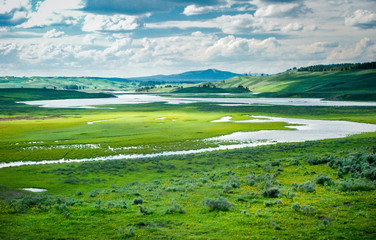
(315, 175, 332, 186)
(297, 181, 316, 192)
(202, 197, 234, 211)
(339, 179, 375, 192)
(292, 202, 301, 212)
(139, 205, 153, 215)
(301, 205, 315, 215)
(306, 154, 337, 165)
(262, 187, 280, 198)
(165, 200, 185, 214)
(133, 197, 143, 205)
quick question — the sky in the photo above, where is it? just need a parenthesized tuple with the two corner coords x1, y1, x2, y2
(0, 0, 375, 77)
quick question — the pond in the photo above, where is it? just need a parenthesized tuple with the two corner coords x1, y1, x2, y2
(19, 94, 376, 108)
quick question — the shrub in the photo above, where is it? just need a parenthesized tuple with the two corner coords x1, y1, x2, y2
(133, 197, 144, 205)
(297, 181, 316, 192)
(202, 197, 234, 211)
(244, 174, 256, 186)
(262, 187, 280, 198)
(107, 201, 114, 209)
(165, 200, 185, 214)
(270, 221, 282, 230)
(306, 155, 336, 165)
(139, 205, 153, 215)
(338, 179, 375, 192)
(292, 202, 301, 212)
(89, 189, 100, 197)
(301, 205, 315, 215)
(315, 175, 332, 186)
(264, 199, 282, 207)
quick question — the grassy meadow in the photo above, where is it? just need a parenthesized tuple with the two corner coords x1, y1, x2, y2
(0, 88, 375, 239)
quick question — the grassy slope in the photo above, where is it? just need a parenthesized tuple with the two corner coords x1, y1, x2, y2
(217, 69, 376, 100)
(0, 77, 136, 91)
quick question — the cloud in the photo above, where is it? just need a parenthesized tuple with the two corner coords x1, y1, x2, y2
(183, 5, 218, 16)
(21, 0, 83, 28)
(254, 2, 312, 17)
(0, 0, 32, 26)
(281, 22, 303, 32)
(43, 29, 65, 38)
(0, 42, 18, 55)
(328, 37, 375, 61)
(82, 34, 96, 44)
(345, 9, 376, 29)
(299, 41, 339, 54)
(205, 35, 279, 59)
(81, 0, 226, 15)
(82, 14, 142, 32)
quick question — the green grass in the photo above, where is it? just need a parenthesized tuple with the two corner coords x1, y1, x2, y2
(0, 88, 375, 239)
(0, 138, 375, 239)
(216, 69, 376, 101)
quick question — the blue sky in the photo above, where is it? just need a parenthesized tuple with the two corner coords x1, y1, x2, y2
(0, 0, 375, 77)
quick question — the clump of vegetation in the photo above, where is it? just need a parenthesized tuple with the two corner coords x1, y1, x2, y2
(306, 155, 338, 165)
(139, 205, 153, 215)
(328, 152, 376, 180)
(133, 197, 144, 205)
(292, 181, 316, 192)
(338, 179, 375, 192)
(315, 175, 332, 186)
(202, 197, 234, 211)
(264, 199, 282, 207)
(262, 187, 280, 198)
(164, 200, 185, 214)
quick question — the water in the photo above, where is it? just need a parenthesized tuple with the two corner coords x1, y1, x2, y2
(19, 94, 376, 108)
(21, 188, 47, 192)
(208, 115, 376, 142)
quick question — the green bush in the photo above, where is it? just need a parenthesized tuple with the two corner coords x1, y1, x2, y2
(292, 202, 301, 212)
(339, 179, 375, 192)
(315, 175, 332, 186)
(133, 197, 144, 205)
(297, 181, 316, 192)
(262, 187, 280, 198)
(139, 205, 153, 215)
(165, 200, 185, 214)
(301, 205, 315, 215)
(202, 197, 234, 211)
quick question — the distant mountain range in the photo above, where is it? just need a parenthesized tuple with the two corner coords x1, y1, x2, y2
(127, 69, 242, 83)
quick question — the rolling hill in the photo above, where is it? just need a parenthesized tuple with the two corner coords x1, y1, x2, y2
(214, 69, 376, 100)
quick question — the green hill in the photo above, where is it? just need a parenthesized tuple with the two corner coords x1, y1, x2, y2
(216, 69, 376, 101)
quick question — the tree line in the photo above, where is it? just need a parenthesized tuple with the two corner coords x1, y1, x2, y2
(296, 62, 376, 72)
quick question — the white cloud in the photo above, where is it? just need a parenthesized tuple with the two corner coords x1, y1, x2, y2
(254, 2, 312, 18)
(345, 9, 376, 29)
(0, 42, 18, 55)
(21, 0, 83, 28)
(281, 22, 304, 32)
(0, 0, 32, 26)
(43, 29, 65, 38)
(328, 37, 375, 61)
(183, 4, 217, 16)
(205, 35, 279, 59)
(82, 34, 96, 44)
(82, 14, 141, 32)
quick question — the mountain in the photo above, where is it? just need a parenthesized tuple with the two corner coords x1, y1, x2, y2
(128, 69, 242, 83)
